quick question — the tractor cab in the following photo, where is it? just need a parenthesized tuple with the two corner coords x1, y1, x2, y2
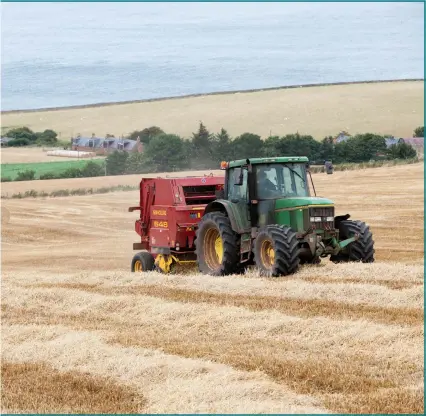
(220, 157, 334, 231)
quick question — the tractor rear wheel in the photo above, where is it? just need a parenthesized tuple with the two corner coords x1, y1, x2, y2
(131, 251, 155, 272)
(195, 212, 239, 276)
(254, 225, 300, 277)
(330, 220, 375, 263)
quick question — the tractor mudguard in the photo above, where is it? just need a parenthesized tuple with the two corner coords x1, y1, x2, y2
(204, 200, 251, 234)
(334, 213, 350, 229)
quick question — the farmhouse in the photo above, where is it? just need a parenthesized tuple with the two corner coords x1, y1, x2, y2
(333, 131, 351, 143)
(71, 134, 144, 155)
(0, 136, 14, 146)
(333, 131, 423, 151)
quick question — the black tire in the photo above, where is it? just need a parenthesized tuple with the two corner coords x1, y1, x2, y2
(300, 256, 321, 265)
(330, 220, 375, 263)
(195, 212, 239, 276)
(131, 251, 155, 272)
(253, 225, 300, 277)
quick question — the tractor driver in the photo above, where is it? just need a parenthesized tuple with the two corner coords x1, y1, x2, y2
(257, 168, 277, 199)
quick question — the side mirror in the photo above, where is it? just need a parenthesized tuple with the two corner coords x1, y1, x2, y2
(233, 167, 244, 186)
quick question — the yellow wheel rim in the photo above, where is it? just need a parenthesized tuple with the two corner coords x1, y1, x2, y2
(260, 239, 275, 270)
(134, 259, 143, 272)
(204, 227, 223, 270)
(155, 254, 174, 273)
(215, 235, 223, 263)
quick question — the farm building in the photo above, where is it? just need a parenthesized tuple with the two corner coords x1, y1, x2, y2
(385, 137, 404, 147)
(71, 135, 144, 155)
(332, 132, 420, 150)
(0, 137, 14, 146)
(333, 131, 351, 143)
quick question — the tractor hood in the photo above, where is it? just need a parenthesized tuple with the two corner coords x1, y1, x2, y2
(275, 197, 334, 210)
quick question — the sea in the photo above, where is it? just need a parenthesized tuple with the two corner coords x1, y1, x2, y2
(1, 1, 424, 111)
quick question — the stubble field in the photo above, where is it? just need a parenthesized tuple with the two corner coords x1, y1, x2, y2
(1, 163, 424, 414)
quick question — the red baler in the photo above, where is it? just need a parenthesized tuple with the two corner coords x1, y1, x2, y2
(129, 175, 224, 272)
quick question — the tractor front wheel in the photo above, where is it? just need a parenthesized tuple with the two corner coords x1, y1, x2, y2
(330, 220, 375, 263)
(195, 212, 239, 276)
(254, 225, 300, 277)
(131, 251, 155, 272)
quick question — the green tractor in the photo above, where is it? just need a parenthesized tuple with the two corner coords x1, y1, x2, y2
(195, 157, 374, 276)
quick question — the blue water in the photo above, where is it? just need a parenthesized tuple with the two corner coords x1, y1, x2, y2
(1, 1, 424, 111)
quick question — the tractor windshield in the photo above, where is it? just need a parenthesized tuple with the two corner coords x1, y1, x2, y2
(256, 163, 309, 199)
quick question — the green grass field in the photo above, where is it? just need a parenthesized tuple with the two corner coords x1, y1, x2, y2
(1, 159, 104, 180)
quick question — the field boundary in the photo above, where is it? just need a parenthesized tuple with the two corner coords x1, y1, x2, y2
(1, 158, 422, 199)
(1, 185, 137, 199)
(2, 78, 424, 114)
(0, 159, 105, 180)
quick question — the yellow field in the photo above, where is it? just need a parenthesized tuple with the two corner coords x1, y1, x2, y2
(1, 163, 424, 413)
(1, 81, 424, 139)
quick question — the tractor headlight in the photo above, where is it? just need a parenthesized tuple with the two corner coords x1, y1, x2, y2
(326, 216, 334, 222)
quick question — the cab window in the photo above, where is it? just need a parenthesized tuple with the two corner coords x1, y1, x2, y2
(227, 168, 248, 201)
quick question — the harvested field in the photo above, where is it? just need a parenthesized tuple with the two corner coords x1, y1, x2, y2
(1, 80, 424, 139)
(1, 163, 424, 413)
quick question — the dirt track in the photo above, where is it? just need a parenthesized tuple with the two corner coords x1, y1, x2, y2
(1, 163, 424, 413)
(1, 80, 424, 139)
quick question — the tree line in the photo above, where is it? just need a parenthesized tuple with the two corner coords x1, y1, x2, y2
(1, 123, 422, 181)
(104, 123, 420, 174)
(3, 127, 60, 146)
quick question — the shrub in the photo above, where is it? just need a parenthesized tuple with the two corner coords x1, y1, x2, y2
(6, 127, 37, 142)
(143, 133, 188, 172)
(105, 151, 129, 175)
(127, 126, 164, 144)
(387, 142, 417, 159)
(1, 177, 12, 182)
(36, 129, 58, 145)
(24, 190, 38, 198)
(50, 189, 70, 197)
(7, 138, 31, 147)
(413, 126, 424, 138)
(70, 188, 88, 196)
(81, 161, 104, 177)
(59, 167, 83, 179)
(40, 172, 60, 180)
(15, 170, 36, 181)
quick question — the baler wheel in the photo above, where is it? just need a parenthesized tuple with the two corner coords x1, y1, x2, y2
(195, 212, 239, 276)
(131, 251, 155, 272)
(330, 220, 375, 263)
(254, 225, 300, 277)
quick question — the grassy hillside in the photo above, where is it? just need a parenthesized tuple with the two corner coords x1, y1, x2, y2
(1, 80, 424, 140)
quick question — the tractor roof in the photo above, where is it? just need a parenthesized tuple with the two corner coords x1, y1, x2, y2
(228, 156, 309, 168)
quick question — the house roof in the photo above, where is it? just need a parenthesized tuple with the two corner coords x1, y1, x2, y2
(71, 137, 139, 149)
(385, 137, 403, 147)
(334, 132, 351, 143)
